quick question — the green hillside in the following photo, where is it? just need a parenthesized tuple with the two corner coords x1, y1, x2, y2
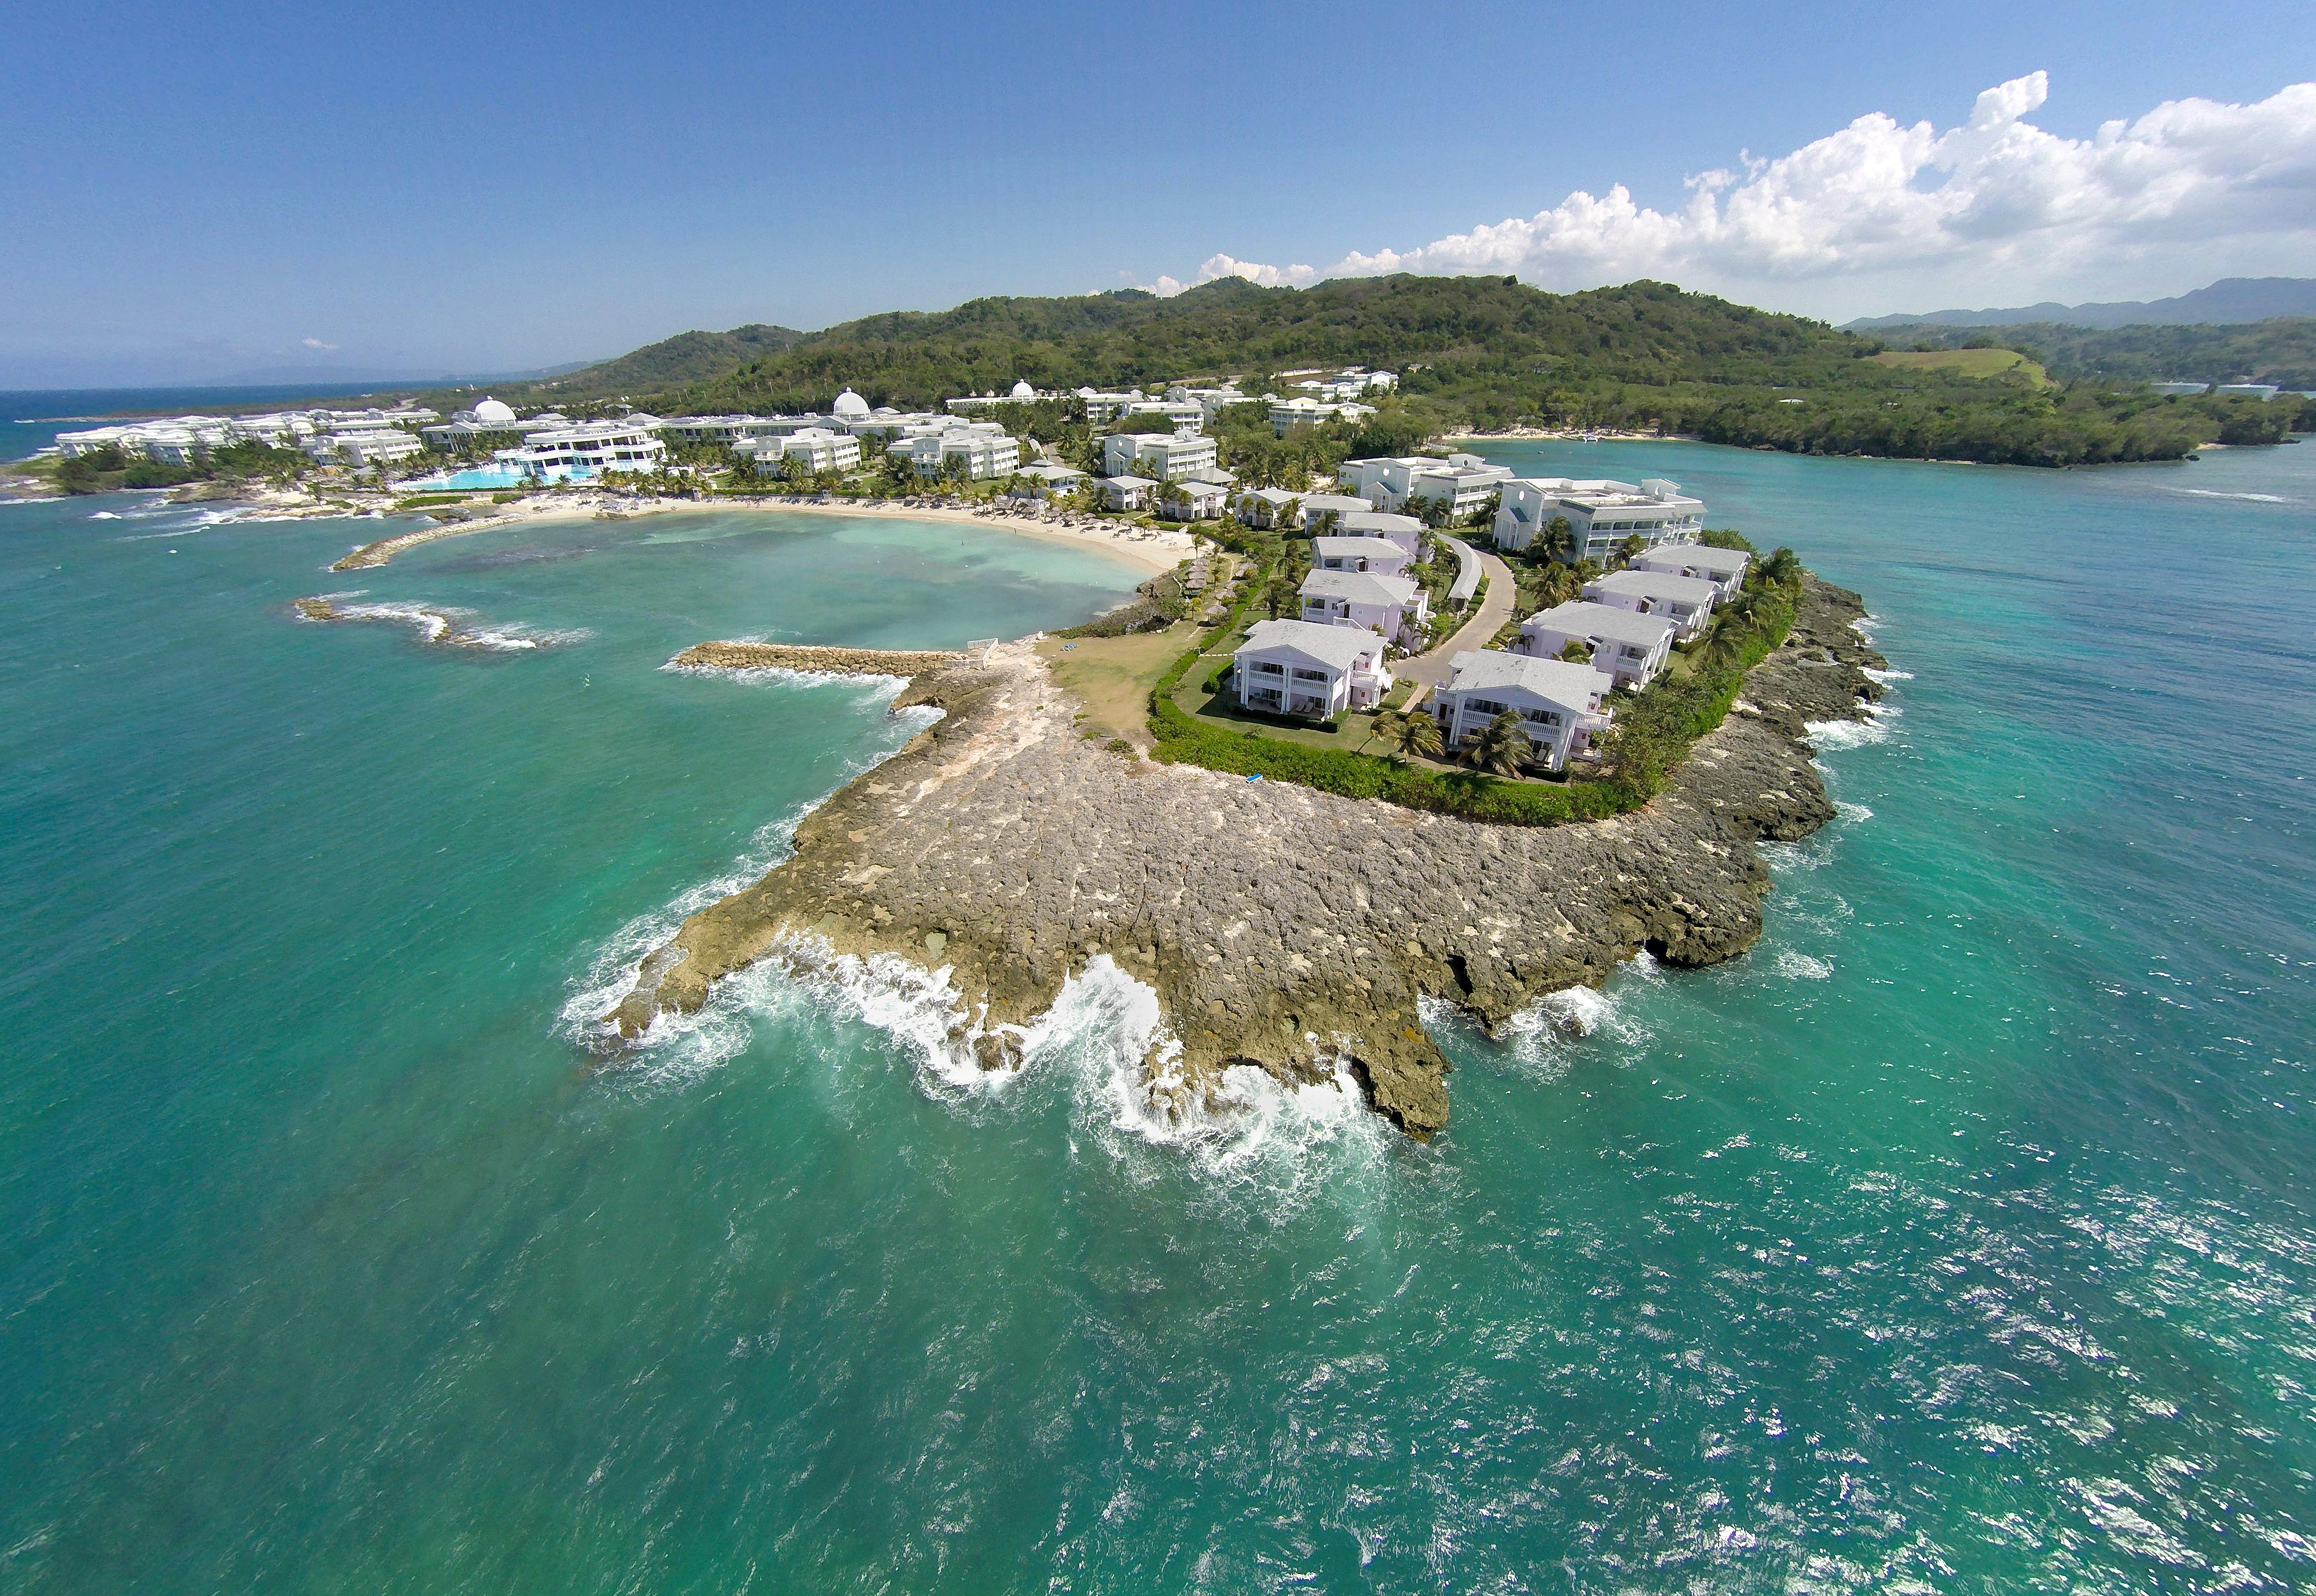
(459, 276, 2310, 468)
(1866, 318, 2316, 391)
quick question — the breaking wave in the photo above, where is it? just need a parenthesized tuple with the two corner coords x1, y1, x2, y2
(296, 595, 592, 651)
(2164, 488, 2292, 504)
(1807, 698, 1900, 754)
(1432, 952, 1664, 1083)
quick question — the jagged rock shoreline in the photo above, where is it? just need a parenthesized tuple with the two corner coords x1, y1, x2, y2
(604, 578, 1886, 1140)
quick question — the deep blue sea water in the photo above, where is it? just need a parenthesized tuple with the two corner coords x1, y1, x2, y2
(2, 442, 2311, 1593)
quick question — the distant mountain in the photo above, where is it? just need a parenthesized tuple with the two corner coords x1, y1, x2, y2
(533, 324, 808, 398)
(1853, 318, 2316, 390)
(1847, 277, 2316, 331)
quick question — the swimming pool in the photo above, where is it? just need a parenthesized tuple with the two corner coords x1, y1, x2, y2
(399, 464, 598, 493)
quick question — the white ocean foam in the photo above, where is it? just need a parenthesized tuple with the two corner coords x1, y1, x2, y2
(303, 597, 590, 651)
(1773, 949, 1833, 980)
(1835, 800, 1874, 824)
(1807, 698, 1900, 754)
(662, 659, 915, 692)
(1438, 951, 1663, 1081)
(334, 600, 454, 642)
(1860, 666, 1912, 685)
(86, 511, 122, 520)
(2165, 488, 2292, 504)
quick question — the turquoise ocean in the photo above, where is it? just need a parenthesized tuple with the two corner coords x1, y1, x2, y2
(2, 438, 2311, 1591)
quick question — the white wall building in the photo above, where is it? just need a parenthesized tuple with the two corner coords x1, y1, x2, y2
(657, 414, 823, 447)
(1295, 492, 1373, 529)
(1335, 510, 1426, 558)
(1233, 619, 1394, 718)
(1234, 487, 1300, 527)
(896, 427, 1022, 479)
(1337, 456, 1511, 518)
(1157, 478, 1229, 519)
(1430, 651, 1614, 772)
(766, 427, 862, 474)
(1631, 541, 1749, 601)
(1012, 462, 1088, 499)
(1122, 401, 1205, 436)
(1492, 476, 1706, 560)
(1299, 567, 1428, 645)
(1582, 568, 1720, 640)
(1101, 475, 1156, 511)
(1102, 431, 1217, 481)
(1077, 388, 1145, 425)
(1310, 535, 1412, 576)
(1267, 396, 1376, 435)
(496, 418, 668, 478)
(1514, 601, 1677, 688)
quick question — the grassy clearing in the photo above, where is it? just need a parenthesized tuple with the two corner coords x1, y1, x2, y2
(1038, 619, 1207, 744)
(1870, 347, 2050, 384)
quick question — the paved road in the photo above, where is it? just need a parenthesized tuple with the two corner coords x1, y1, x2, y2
(1397, 551, 1518, 696)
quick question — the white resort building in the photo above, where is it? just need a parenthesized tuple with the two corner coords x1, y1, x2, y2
(1101, 431, 1218, 481)
(1233, 619, 1394, 719)
(1012, 462, 1087, 499)
(1631, 541, 1750, 600)
(1581, 568, 1720, 640)
(1310, 535, 1412, 576)
(1338, 454, 1512, 518)
(1298, 567, 1428, 645)
(1158, 478, 1230, 520)
(755, 427, 862, 474)
(896, 425, 1021, 480)
(496, 417, 668, 479)
(1267, 396, 1376, 435)
(1101, 475, 1156, 511)
(1430, 651, 1615, 772)
(1334, 510, 1425, 557)
(657, 414, 823, 449)
(1514, 601, 1677, 688)
(1233, 487, 1300, 527)
(1076, 389, 1145, 426)
(1296, 492, 1375, 529)
(1492, 477, 1706, 560)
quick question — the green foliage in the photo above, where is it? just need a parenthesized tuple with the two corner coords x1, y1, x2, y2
(544, 324, 806, 396)
(53, 438, 307, 495)
(1866, 316, 2316, 390)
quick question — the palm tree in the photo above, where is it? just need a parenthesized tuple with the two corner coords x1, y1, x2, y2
(1393, 708, 1445, 762)
(1756, 546, 1801, 586)
(1463, 711, 1534, 776)
(1698, 622, 1746, 677)
(1542, 515, 1578, 566)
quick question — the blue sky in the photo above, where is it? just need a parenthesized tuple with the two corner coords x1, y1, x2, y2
(3, 0, 2311, 387)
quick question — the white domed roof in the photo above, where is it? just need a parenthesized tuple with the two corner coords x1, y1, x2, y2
(832, 388, 870, 418)
(472, 397, 516, 424)
(1010, 380, 1035, 400)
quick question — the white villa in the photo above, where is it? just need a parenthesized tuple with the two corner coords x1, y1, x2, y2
(421, 398, 532, 451)
(1514, 600, 1677, 688)
(1431, 651, 1614, 772)
(57, 403, 435, 466)
(946, 380, 1045, 411)
(1492, 476, 1706, 560)
(1310, 535, 1411, 575)
(1233, 619, 1394, 718)
(1335, 509, 1425, 557)
(1233, 487, 1300, 527)
(1298, 567, 1428, 645)
(496, 417, 668, 478)
(1295, 368, 1397, 401)
(321, 427, 426, 467)
(1101, 475, 1156, 511)
(1632, 541, 1749, 600)
(1157, 478, 1230, 519)
(1582, 568, 1720, 640)
(1296, 492, 1374, 529)
(1267, 396, 1376, 435)
(1339, 454, 1512, 518)
(1102, 431, 1218, 481)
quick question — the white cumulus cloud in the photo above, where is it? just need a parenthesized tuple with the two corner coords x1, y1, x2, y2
(301, 336, 339, 351)
(1182, 75, 2316, 317)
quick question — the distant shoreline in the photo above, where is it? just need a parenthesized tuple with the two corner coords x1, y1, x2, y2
(210, 484, 1199, 577)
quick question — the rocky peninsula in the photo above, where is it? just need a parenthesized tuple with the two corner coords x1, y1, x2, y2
(603, 579, 1886, 1140)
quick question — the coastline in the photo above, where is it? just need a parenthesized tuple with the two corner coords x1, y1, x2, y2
(316, 490, 1195, 576)
(599, 575, 1885, 1142)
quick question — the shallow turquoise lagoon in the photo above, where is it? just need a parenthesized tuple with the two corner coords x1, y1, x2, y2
(2, 446, 2311, 1593)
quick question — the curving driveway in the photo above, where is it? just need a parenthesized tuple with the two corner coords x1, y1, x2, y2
(1396, 550, 1518, 697)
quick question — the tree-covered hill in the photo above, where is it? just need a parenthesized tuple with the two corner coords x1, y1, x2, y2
(1864, 318, 2316, 391)
(470, 275, 2308, 467)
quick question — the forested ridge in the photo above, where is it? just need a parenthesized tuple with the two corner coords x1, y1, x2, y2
(467, 276, 2310, 468)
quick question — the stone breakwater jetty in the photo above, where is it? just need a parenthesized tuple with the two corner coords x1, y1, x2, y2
(607, 578, 1885, 1140)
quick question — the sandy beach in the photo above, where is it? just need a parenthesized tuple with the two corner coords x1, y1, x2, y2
(305, 488, 1197, 575)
